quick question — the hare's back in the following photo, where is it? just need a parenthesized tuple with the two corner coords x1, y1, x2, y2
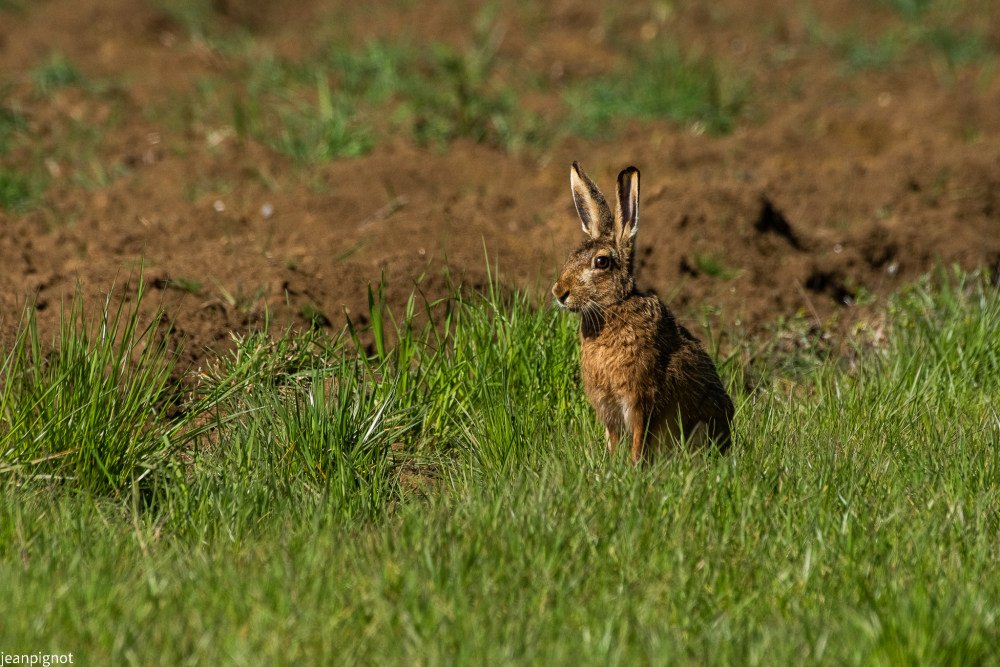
(663, 323, 734, 444)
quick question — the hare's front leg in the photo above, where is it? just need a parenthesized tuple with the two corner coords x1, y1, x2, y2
(604, 427, 621, 457)
(628, 409, 647, 465)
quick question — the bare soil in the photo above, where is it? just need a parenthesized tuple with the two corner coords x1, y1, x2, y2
(1, 0, 998, 368)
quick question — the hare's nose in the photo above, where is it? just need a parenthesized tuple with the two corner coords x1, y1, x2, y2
(553, 284, 570, 304)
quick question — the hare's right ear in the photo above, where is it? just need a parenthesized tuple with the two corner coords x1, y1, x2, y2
(614, 166, 640, 250)
(570, 161, 613, 239)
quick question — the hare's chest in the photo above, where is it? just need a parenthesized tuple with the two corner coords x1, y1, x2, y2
(579, 331, 654, 396)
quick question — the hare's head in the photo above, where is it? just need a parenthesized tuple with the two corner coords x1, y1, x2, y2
(552, 162, 640, 311)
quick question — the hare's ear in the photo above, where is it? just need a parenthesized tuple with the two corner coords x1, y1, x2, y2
(614, 166, 640, 250)
(570, 161, 613, 239)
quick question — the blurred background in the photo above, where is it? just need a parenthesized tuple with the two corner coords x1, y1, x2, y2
(1, 0, 998, 362)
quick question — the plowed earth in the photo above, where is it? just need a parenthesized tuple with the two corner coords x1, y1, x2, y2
(1, 0, 998, 368)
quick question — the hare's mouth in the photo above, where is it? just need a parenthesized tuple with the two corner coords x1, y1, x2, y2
(555, 298, 580, 312)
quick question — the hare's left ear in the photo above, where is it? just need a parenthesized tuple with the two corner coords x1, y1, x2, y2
(570, 161, 614, 239)
(614, 166, 640, 250)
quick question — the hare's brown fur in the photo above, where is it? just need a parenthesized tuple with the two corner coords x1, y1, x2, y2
(553, 162, 734, 463)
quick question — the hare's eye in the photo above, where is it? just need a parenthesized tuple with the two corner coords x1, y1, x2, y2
(594, 255, 611, 269)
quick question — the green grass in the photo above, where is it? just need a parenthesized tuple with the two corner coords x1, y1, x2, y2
(921, 25, 991, 68)
(328, 39, 408, 103)
(221, 48, 378, 161)
(187, 24, 544, 161)
(268, 75, 374, 162)
(0, 282, 244, 496)
(61, 119, 129, 191)
(839, 29, 909, 71)
(1, 268, 998, 663)
(178, 20, 540, 161)
(397, 40, 543, 152)
(298, 302, 330, 328)
(0, 124, 124, 214)
(160, 277, 203, 295)
(169, 9, 778, 157)
(0, 168, 39, 211)
(0, 106, 26, 154)
(0, 63, 127, 211)
(694, 253, 740, 280)
(567, 45, 748, 136)
(879, 0, 943, 20)
(806, 1, 996, 74)
(151, 0, 216, 39)
(199, 331, 417, 520)
(31, 53, 82, 96)
(837, 25, 992, 73)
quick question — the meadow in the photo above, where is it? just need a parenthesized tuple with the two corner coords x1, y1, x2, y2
(1, 267, 998, 665)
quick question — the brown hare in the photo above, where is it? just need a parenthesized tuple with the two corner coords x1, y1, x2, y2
(552, 162, 734, 463)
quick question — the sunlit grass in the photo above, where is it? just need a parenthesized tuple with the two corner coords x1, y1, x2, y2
(0, 284, 180, 494)
(0, 281, 247, 496)
(0, 263, 997, 664)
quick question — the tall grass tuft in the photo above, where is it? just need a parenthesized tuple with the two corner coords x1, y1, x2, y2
(202, 328, 419, 519)
(0, 284, 177, 494)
